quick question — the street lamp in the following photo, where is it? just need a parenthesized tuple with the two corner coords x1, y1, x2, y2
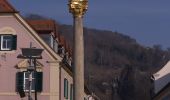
(17, 47, 43, 100)
(68, 0, 88, 100)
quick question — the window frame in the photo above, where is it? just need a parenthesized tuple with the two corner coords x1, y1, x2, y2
(23, 71, 35, 92)
(1, 35, 12, 50)
(0, 34, 17, 51)
(16, 71, 43, 93)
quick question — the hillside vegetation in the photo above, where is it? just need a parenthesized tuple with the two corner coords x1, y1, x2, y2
(59, 24, 170, 100)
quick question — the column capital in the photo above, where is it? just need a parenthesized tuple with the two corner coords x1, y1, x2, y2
(68, 0, 88, 17)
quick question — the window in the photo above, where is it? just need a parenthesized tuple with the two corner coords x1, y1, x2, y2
(0, 35, 17, 51)
(24, 72, 35, 92)
(53, 40, 58, 53)
(39, 34, 52, 47)
(64, 78, 69, 99)
(16, 72, 43, 93)
(58, 45, 65, 58)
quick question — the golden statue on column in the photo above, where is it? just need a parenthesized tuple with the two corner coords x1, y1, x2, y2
(68, 0, 88, 100)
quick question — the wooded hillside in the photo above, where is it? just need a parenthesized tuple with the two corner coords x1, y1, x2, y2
(59, 24, 170, 100)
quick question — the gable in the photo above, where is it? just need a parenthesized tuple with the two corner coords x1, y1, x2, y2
(0, 14, 61, 61)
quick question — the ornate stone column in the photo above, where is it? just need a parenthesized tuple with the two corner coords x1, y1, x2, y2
(68, 0, 88, 100)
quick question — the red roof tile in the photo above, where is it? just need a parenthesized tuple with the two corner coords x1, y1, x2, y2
(27, 20, 55, 31)
(0, 0, 17, 13)
(58, 35, 66, 46)
(65, 43, 70, 52)
(27, 20, 58, 37)
(58, 35, 73, 57)
(68, 46, 73, 57)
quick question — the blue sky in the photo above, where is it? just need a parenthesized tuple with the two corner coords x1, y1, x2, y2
(10, 0, 170, 48)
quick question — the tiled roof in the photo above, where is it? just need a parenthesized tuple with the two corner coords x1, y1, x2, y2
(66, 44, 72, 57)
(69, 48, 73, 57)
(27, 20, 58, 37)
(153, 82, 170, 100)
(58, 35, 66, 46)
(27, 20, 73, 57)
(58, 35, 73, 57)
(0, 0, 17, 13)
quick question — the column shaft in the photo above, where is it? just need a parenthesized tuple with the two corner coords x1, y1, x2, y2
(73, 16, 84, 100)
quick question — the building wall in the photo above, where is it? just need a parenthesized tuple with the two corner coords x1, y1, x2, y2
(60, 67, 73, 100)
(0, 14, 56, 100)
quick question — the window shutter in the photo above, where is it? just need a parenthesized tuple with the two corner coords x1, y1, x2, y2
(12, 35, 17, 50)
(64, 79, 66, 98)
(64, 78, 68, 99)
(16, 72, 25, 98)
(0, 36, 1, 50)
(16, 72, 24, 92)
(70, 84, 73, 100)
(36, 72, 43, 92)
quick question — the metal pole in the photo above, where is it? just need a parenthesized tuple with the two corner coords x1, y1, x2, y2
(28, 71, 32, 100)
(34, 58, 37, 100)
(17, 42, 43, 100)
(28, 42, 33, 100)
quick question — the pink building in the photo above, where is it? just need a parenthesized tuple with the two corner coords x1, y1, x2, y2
(0, 0, 63, 100)
(0, 0, 96, 100)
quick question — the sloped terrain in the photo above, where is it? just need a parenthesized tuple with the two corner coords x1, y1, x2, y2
(59, 24, 170, 100)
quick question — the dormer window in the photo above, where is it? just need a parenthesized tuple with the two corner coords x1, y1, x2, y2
(58, 45, 65, 57)
(0, 34, 17, 51)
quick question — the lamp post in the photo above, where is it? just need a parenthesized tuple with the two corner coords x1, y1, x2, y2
(68, 0, 88, 100)
(17, 47, 43, 100)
